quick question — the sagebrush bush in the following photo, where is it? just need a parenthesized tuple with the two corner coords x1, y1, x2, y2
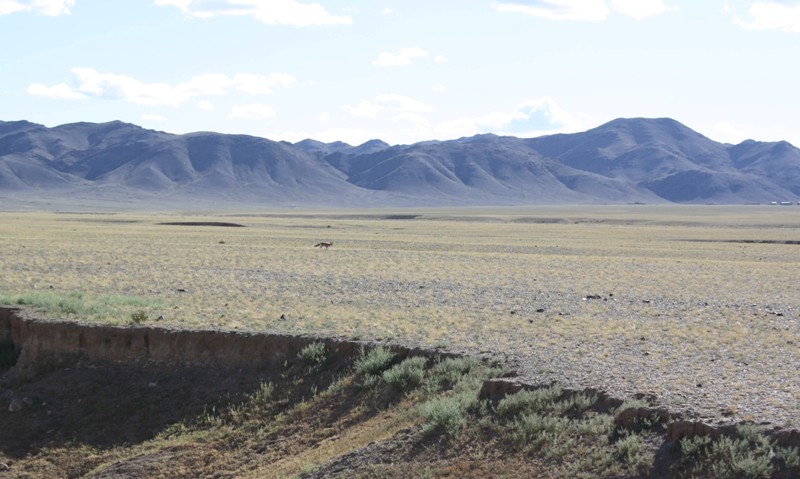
(510, 412, 571, 447)
(678, 428, 777, 479)
(426, 356, 482, 391)
(496, 385, 563, 418)
(298, 341, 327, 368)
(776, 446, 800, 468)
(383, 356, 427, 392)
(420, 394, 470, 437)
(130, 310, 148, 324)
(354, 346, 395, 377)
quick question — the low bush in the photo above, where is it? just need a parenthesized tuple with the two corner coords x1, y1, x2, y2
(419, 393, 472, 438)
(354, 346, 395, 377)
(383, 356, 427, 393)
(130, 310, 148, 324)
(677, 425, 779, 479)
(495, 384, 563, 418)
(298, 341, 327, 368)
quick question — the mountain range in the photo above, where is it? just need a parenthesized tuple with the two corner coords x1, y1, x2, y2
(1, 117, 798, 209)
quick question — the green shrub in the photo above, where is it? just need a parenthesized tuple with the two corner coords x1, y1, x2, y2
(130, 310, 148, 323)
(776, 446, 800, 468)
(680, 435, 712, 459)
(727, 455, 773, 479)
(575, 413, 615, 436)
(354, 346, 395, 377)
(420, 394, 470, 438)
(554, 392, 597, 415)
(510, 412, 570, 447)
(298, 341, 327, 368)
(426, 356, 481, 391)
(496, 385, 563, 418)
(614, 397, 650, 415)
(680, 433, 776, 479)
(383, 356, 426, 393)
(616, 433, 647, 464)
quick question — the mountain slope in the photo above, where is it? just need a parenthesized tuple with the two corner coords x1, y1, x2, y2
(1, 118, 799, 207)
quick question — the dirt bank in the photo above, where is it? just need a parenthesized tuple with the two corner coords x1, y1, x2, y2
(0, 307, 440, 376)
(2, 305, 799, 462)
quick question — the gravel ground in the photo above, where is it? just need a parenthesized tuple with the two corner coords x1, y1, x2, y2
(247, 265, 800, 431)
(1, 211, 798, 433)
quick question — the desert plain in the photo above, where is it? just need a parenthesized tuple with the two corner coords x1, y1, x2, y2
(1, 204, 798, 430)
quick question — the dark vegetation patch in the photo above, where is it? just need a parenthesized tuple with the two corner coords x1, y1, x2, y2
(684, 239, 800, 246)
(2, 347, 798, 478)
(157, 221, 246, 227)
(0, 338, 19, 370)
(382, 215, 421, 220)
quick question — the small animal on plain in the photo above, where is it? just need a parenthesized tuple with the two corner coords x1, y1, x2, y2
(314, 242, 333, 249)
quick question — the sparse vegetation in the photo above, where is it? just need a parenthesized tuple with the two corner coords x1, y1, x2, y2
(2, 208, 800, 477)
(383, 356, 427, 392)
(673, 423, 800, 479)
(0, 290, 163, 325)
(355, 346, 395, 377)
(298, 341, 328, 369)
(130, 309, 148, 324)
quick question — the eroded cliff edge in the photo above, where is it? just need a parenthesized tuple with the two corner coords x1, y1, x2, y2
(2, 305, 799, 453)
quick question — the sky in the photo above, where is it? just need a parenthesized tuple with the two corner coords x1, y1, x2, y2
(1, 0, 799, 147)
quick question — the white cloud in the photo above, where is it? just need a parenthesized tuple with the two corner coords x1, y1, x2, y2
(436, 97, 581, 138)
(373, 47, 428, 66)
(70, 67, 189, 106)
(142, 113, 168, 122)
(317, 111, 330, 121)
(26, 82, 86, 99)
(493, 0, 674, 21)
(28, 68, 294, 107)
(155, 0, 353, 26)
(434, 55, 448, 63)
(431, 84, 447, 92)
(732, 1, 800, 32)
(390, 113, 432, 129)
(610, 0, 675, 20)
(0, 0, 73, 16)
(197, 100, 215, 110)
(345, 100, 382, 118)
(492, 0, 611, 21)
(229, 103, 276, 119)
(509, 97, 582, 132)
(712, 121, 747, 143)
(382, 7, 392, 14)
(233, 72, 295, 94)
(345, 93, 435, 118)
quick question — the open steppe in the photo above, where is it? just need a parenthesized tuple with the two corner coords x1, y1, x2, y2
(1, 205, 799, 430)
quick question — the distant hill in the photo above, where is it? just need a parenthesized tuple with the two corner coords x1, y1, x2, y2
(1, 117, 798, 208)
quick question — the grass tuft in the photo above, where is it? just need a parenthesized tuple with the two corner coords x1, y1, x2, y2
(298, 341, 328, 369)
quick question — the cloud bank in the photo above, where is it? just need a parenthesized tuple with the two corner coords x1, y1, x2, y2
(154, 0, 352, 26)
(27, 68, 295, 106)
(731, 1, 800, 32)
(0, 0, 74, 16)
(492, 0, 674, 21)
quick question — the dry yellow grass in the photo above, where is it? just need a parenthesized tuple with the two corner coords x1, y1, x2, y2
(1, 205, 799, 426)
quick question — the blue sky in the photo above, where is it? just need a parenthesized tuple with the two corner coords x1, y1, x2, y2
(2, 0, 799, 147)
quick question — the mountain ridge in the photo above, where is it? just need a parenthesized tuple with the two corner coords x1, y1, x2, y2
(1, 117, 798, 208)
